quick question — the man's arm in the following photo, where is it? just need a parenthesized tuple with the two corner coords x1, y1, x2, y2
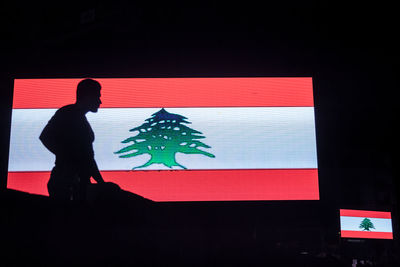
(39, 119, 58, 154)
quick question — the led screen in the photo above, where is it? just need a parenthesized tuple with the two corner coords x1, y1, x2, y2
(7, 78, 318, 201)
(340, 209, 393, 239)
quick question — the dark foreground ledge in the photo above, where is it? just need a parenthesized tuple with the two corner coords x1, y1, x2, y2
(1, 184, 157, 266)
(1, 186, 394, 267)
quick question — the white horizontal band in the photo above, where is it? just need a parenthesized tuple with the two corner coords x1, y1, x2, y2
(9, 107, 318, 171)
(340, 216, 393, 232)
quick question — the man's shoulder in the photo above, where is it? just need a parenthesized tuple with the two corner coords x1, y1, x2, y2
(54, 104, 80, 116)
(50, 104, 83, 122)
(57, 104, 77, 112)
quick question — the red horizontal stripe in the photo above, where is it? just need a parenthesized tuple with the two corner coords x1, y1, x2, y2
(341, 230, 393, 239)
(7, 169, 319, 201)
(13, 78, 314, 109)
(340, 209, 391, 219)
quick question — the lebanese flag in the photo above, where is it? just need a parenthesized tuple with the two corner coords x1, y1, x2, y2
(7, 78, 318, 201)
(340, 209, 393, 239)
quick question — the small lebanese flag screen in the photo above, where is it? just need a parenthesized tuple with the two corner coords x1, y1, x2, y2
(8, 78, 319, 202)
(340, 209, 393, 239)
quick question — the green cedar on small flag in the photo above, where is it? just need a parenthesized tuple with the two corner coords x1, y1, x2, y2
(115, 108, 215, 169)
(359, 218, 375, 231)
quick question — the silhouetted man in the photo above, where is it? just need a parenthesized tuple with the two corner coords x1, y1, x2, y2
(40, 78, 105, 201)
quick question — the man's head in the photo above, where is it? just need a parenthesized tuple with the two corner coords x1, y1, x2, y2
(76, 78, 102, 113)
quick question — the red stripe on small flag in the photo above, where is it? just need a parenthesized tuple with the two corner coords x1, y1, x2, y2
(341, 230, 393, 239)
(13, 78, 314, 109)
(7, 169, 319, 201)
(340, 209, 391, 219)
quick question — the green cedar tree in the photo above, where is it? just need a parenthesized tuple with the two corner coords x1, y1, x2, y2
(359, 218, 375, 231)
(115, 108, 215, 169)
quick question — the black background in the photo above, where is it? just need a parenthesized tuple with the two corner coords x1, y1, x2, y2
(0, 1, 398, 266)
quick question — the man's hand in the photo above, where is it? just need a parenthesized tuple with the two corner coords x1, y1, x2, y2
(91, 160, 105, 184)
